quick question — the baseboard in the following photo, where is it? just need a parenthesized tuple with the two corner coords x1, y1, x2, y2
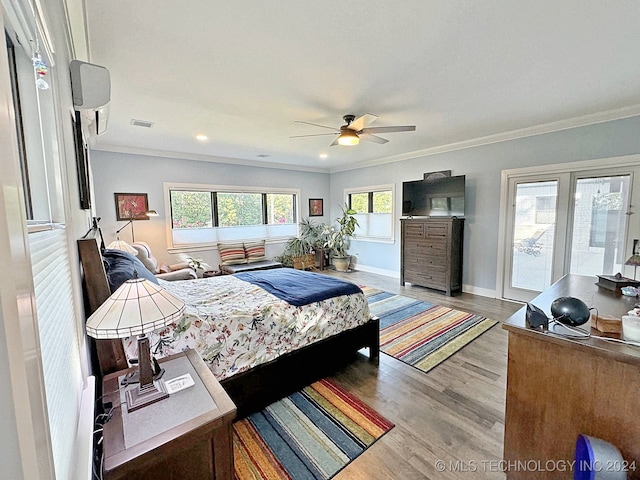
(73, 376, 95, 480)
(352, 265, 498, 299)
(461, 284, 497, 299)
(352, 264, 400, 278)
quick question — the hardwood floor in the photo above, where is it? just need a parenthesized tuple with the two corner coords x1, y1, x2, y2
(325, 269, 522, 479)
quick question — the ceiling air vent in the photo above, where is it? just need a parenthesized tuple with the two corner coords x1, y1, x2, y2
(130, 119, 154, 128)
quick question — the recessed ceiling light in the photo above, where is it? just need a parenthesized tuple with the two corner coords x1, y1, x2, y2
(319, 153, 328, 159)
(195, 134, 208, 141)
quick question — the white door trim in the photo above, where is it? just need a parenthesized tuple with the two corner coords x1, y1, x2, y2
(496, 154, 640, 301)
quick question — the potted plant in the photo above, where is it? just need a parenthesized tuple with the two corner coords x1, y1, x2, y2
(178, 254, 211, 278)
(324, 205, 359, 272)
(276, 231, 315, 270)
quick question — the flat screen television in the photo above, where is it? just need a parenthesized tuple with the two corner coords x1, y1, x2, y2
(402, 175, 465, 217)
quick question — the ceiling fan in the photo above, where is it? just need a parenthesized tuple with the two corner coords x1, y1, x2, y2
(291, 114, 416, 146)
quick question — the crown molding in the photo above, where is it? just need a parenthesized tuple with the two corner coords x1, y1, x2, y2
(329, 104, 640, 173)
(93, 104, 640, 176)
(91, 144, 331, 174)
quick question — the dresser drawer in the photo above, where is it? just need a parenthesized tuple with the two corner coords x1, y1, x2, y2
(404, 223, 425, 238)
(403, 253, 447, 268)
(404, 239, 447, 256)
(424, 223, 449, 238)
(404, 269, 447, 288)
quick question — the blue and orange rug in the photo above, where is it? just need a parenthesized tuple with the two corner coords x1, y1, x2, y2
(363, 286, 497, 373)
(233, 378, 393, 479)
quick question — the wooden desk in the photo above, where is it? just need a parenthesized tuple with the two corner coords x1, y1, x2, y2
(102, 350, 236, 480)
(502, 274, 640, 479)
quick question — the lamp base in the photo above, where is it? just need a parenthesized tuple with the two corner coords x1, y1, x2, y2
(120, 364, 165, 386)
(126, 380, 169, 412)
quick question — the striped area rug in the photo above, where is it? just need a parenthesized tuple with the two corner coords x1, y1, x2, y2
(363, 286, 497, 373)
(233, 378, 393, 479)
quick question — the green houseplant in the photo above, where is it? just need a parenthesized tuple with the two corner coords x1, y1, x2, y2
(276, 218, 324, 268)
(324, 205, 358, 272)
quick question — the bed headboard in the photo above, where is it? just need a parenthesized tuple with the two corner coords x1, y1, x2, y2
(78, 233, 129, 375)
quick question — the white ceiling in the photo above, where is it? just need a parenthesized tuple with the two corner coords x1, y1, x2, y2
(84, 0, 640, 172)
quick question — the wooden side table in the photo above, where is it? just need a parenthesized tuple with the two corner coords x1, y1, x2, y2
(101, 350, 236, 480)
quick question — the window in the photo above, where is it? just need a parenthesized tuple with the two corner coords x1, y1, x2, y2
(6, 34, 32, 218)
(5, 4, 86, 478)
(167, 184, 298, 247)
(345, 184, 395, 242)
(171, 191, 213, 229)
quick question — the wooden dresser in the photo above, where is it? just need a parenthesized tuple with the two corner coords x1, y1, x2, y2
(400, 217, 464, 296)
(503, 275, 640, 479)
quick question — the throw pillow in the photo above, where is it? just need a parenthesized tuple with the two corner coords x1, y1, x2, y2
(218, 242, 247, 265)
(102, 249, 159, 293)
(244, 240, 266, 263)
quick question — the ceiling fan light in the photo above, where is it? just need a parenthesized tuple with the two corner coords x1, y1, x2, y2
(337, 130, 359, 146)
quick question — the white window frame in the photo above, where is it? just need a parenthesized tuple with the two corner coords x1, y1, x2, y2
(344, 183, 395, 244)
(3, 1, 92, 478)
(496, 154, 640, 301)
(164, 182, 301, 250)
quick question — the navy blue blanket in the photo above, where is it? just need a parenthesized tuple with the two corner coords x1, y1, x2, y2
(235, 269, 362, 306)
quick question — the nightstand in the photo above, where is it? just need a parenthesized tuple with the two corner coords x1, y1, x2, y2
(101, 350, 236, 480)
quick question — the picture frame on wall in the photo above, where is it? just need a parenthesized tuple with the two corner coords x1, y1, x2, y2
(114, 193, 150, 221)
(309, 198, 323, 217)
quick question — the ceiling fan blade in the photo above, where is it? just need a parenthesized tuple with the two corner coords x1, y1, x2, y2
(348, 113, 378, 131)
(290, 133, 338, 138)
(360, 125, 416, 134)
(360, 133, 389, 144)
(329, 136, 340, 146)
(295, 120, 339, 131)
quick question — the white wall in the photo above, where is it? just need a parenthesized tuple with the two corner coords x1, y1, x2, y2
(330, 116, 640, 295)
(90, 150, 331, 267)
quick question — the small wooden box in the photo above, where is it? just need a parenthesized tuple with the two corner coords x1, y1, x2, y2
(293, 254, 316, 270)
(595, 275, 640, 291)
(590, 312, 622, 334)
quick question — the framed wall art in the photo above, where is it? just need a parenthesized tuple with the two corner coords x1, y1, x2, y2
(114, 193, 150, 221)
(309, 198, 323, 217)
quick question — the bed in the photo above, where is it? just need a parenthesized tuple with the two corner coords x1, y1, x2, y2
(78, 235, 379, 417)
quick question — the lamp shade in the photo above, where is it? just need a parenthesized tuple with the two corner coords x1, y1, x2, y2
(107, 239, 138, 255)
(86, 278, 185, 339)
(625, 254, 640, 266)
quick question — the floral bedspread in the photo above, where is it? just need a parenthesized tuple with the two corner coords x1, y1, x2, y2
(122, 275, 371, 381)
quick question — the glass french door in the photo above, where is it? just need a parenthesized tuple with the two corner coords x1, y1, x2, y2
(502, 167, 637, 302)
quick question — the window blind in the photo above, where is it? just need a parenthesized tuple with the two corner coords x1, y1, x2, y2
(30, 227, 83, 480)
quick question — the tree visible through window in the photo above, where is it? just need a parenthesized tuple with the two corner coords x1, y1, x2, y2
(171, 191, 213, 229)
(266, 193, 295, 224)
(170, 189, 296, 229)
(349, 190, 392, 213)
(217, 192, 262, 226)
(345, 186, 394, 241)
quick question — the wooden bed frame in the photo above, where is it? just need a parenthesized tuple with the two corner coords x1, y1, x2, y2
(78, 235, 379, 417)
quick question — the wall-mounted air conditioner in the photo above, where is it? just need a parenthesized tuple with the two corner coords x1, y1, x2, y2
(95, 104, 109, 136)
(70, 60, 111, 110)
